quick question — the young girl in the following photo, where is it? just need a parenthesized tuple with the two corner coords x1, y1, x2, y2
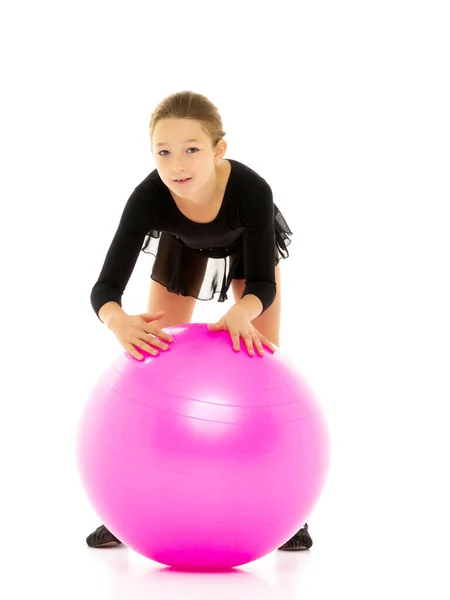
(87, 90, 313, 552)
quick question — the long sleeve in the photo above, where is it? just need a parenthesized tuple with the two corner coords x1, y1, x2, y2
(241, 180, 277, 315)
(90, 187, 156, 319)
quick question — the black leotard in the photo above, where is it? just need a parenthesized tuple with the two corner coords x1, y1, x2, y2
(90, 159, 279, 319)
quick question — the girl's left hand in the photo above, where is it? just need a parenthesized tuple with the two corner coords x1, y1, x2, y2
(208, 304, 276, 356)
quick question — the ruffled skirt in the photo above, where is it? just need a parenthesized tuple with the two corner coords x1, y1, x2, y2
(141, 205, 293, 303)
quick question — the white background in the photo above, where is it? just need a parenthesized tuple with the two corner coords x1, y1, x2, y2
(1, 1, 449, 598)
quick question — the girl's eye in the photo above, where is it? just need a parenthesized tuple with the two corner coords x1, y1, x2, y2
(158, 147, 199, 157)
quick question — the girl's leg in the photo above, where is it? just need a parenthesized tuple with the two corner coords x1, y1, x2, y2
(231, 263, 313, 551)
(87, 280, 202, 548)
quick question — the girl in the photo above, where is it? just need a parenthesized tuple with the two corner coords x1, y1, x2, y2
(87, 91, 313, 552)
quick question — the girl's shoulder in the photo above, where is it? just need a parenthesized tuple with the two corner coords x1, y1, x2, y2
(227, 160, 273, 227)
(228, 158, 270, 189)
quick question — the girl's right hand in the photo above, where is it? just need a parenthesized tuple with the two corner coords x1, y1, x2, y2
(109, 310, 174, 360)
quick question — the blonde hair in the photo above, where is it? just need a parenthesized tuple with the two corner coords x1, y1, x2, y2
(149, 91, 226, 150)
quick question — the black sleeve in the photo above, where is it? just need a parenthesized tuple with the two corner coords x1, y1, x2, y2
(241, 180, 277, 315)
(90, 187, 155, 320)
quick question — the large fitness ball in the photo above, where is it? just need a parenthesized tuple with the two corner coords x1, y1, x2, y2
(76, 323, 330, 570)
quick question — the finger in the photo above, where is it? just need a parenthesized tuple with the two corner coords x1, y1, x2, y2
(251, 333, 265, 355)
(139, 310, 164, 319)
(135, 339, 159, 356)
(243, 334, 255, 355)
(261, 336, 276, 352)
(159, 330, 174, 342)
(125, 344, 144, 360)
(142, 324, 173, 344)
(147, 335, 170, 351)
(141, 311, 164, 321)
(252, 328, 275, 352)
(231, 332, 241, 351)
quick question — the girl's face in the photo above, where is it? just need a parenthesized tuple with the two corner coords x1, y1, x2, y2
(151, 118, 224, 199)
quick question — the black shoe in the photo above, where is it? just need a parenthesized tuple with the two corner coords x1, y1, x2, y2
(278, 523, 313, 551)
(86, 524, 123, 548)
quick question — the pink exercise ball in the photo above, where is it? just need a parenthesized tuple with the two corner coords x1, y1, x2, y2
(76, 323, 330, 570)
